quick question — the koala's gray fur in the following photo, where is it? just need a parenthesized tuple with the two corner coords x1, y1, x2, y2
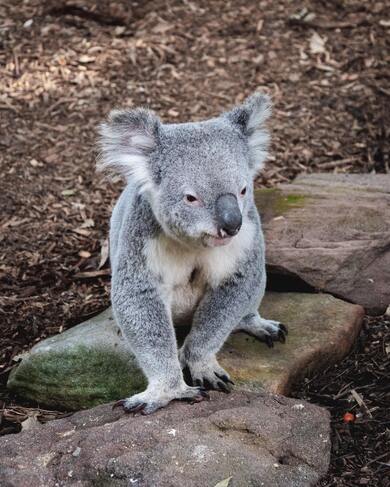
(98, 93, 287, 415)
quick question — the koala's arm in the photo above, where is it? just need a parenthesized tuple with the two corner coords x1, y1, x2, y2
(180, 228, 265, 387)
(110, 195, 183, 391)
(182, 251, 263, 360)
(110, 196, 208, 413)
(111, 258, 183, 390)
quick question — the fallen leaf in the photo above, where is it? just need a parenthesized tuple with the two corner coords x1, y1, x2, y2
(168, 109, 179, 117)
(71, 228, 91, 237)
(62, 189, 76, 197)
(98, 238, 109, 269)
(73, 269, 111, 279)
(78, 250, 91, 258)
(79, 55, 95, 64)
(29, 158, 43, 167)
(214, 477, 232, 487)
(80, 218, 95, 228)
(309, 32, 326, 55)
(21, 412, 40, 431)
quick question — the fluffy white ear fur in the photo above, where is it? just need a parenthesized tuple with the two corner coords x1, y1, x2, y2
(227, 93, 272, 177)
(97, 108, 160, 193)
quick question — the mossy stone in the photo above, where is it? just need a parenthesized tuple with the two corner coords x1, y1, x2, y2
(254, 188, 308, 221)
(7, 309, 146, 410)
(8, 346, 145, 411)
(7, 293, 363, 411)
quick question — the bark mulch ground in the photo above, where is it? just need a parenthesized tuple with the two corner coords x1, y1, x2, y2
(0, 1, 389, 485)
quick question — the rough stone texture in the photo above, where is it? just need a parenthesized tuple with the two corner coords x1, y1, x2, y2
(222, 292, 364, 395)
(0, 391, 330, 487)
(8, 292, 363, 410)
(256, 173, 390, 314)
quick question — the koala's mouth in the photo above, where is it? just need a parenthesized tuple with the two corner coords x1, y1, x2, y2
(203, 234, 233, 248)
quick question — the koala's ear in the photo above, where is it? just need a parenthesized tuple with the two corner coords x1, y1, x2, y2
(97, 108, 160, 192)
(226, 93, 272, 176)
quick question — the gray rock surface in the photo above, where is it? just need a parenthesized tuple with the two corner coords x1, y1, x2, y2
(257, 173, 390, 314)
(0, 391, 330, 487)
(7, 292, 363, 410)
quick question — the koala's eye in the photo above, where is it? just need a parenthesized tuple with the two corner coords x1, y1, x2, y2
(186, 194, 197, 203)
(184, 194, 201, 206)
(240, 186, 247, 196)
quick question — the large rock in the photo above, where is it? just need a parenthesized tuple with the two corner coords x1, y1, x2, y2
(7, 293, 363, 410)
(0, 391, 330, 487)
(257, 173, 390, 314)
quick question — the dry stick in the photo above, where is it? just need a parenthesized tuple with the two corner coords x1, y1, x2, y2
(315, 158, 358, 169)
(364, 452, 390, 468)
(288, 18, 370, 30)
(350, 388, 373, 418)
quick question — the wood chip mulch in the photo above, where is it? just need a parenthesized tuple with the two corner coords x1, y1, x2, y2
(294, 315, 390, 487)
(0, 1, 389, 484)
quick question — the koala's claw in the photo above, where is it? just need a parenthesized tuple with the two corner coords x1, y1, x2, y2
(279, 323, 288, 335)
(113, 384, 208, 415)
(126, 402, 148, 414)
(181, 388, 210, 404)
(215, 372, 235, 385)
(195, 377, 232, 393)
(186, 358, 234, 393)
(113, 399, 148, 414)
(239, 318, 288, 348)
(112, 399, 126, 410)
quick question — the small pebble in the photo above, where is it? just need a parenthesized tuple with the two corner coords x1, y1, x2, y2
(72, 447, 81, 457)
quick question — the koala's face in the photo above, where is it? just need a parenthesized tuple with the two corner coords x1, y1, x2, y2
(99, 93, 271, 248)
(151, 122, 252, 248)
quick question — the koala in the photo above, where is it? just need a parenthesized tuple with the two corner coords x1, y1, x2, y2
(98, 93, 287, 415)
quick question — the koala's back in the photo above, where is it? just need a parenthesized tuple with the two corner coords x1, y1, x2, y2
(109, 183, 159, 273)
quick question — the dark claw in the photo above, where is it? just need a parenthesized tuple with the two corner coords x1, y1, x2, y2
(187, 390, 210, 404)
(182, 395, 202, 404)
(279, 323, 288, 335)
(278, 330, 286, 344)
(124, 402, 147, 414)
(265, 335, 274, 348)
(203, 379, 213, 390)
(200, 390, 210, 399)
(112, 399, 126, 410)
(215, 372, 235, 385)
(195, 379, 203, 388)
(217, 381, 231, 393)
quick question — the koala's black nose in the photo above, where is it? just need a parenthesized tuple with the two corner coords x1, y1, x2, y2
(215, 193, 242, 237)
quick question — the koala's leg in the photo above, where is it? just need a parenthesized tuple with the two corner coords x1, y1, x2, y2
(235, 312, 288, 348)
(112, 279, 208, 415)
(179, 272, 258, 393)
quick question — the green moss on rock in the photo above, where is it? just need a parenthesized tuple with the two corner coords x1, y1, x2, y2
(254, 188, 308, 220)
(8, 345, 146, 410)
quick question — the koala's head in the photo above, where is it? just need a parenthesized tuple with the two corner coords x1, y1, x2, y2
(98, 93, 271, 248)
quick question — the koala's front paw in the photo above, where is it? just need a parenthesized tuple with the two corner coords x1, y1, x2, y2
(181, 353, 234, 393)
(113, 383, 209, 415)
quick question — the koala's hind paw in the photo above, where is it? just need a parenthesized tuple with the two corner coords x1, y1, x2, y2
(238, 314, 288, 348)
(112, 384, 209, 416)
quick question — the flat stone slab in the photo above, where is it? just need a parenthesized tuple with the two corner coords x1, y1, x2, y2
(0, 391, 331, 487)
(256, 173, 390, 314)
(7, 292, 364, 410)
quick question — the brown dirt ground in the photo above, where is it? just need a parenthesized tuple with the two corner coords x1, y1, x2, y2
(0, 0, 389, 485)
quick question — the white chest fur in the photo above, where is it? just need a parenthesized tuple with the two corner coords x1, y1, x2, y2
(143, 220, 255, 322)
